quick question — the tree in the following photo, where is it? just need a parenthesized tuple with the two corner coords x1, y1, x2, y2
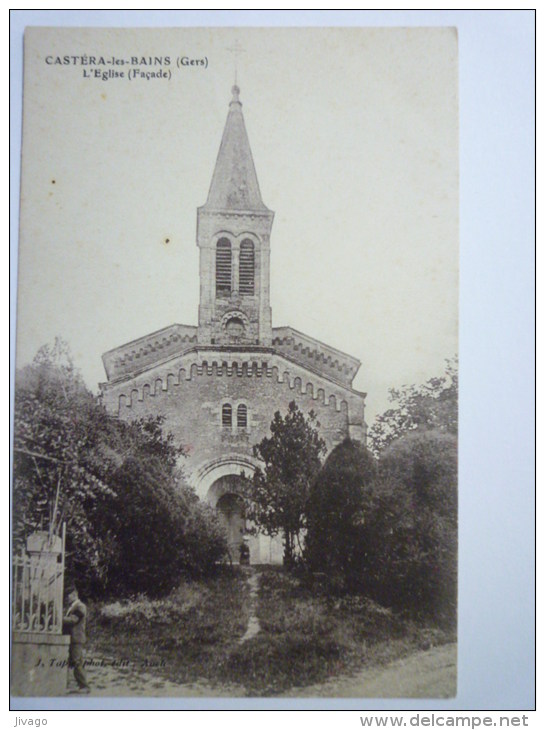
(243, 401, 326, 567)
(367, 357, 458, 456)
(304, 438, 377, 593)
(372, 429, 458, 626)
(364, 360, 458, 624)
(13, 339, 228, 598)
(303, 431, 457, 626)
(13, 339, 116, 591)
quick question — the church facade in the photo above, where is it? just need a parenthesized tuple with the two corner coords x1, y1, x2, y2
(99, 86, 367, 563)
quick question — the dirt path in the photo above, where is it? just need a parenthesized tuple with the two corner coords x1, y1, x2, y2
(67, 650, 243, 697)
(285, 643, 457, 698)
(239, 567, 261, 643)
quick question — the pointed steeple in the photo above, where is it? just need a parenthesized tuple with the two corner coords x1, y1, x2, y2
(196, 85, 274, 346)
(203, 86, 269, 212)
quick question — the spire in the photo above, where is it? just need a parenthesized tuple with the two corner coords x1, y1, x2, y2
(203, 86, 268, 212)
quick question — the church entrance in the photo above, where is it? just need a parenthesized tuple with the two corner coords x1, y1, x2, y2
(199, 465, 283, 565)
(216, 492, 245, 559)
(207, 473, 248, 563)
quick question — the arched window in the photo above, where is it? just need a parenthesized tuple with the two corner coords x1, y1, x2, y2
(222, 403, 232, 427)
(237, 404, 248, 428)
(239, 239, 255, 295)
(225, 316, 245, 342)
(216, 238, 232, 296)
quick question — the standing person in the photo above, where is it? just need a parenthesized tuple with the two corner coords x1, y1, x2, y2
(63, 585, 90, 692)
(239, 537, 250, 565)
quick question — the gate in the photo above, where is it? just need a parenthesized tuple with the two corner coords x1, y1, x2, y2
(12, 524, 65, 635)
(11, 524, 70, 696)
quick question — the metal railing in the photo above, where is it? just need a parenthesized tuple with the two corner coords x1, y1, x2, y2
(12, 525, 65, 635)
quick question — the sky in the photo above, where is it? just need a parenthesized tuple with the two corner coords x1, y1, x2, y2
(15, 27, 458, 425)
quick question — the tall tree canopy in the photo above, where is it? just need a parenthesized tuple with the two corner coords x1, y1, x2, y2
(13, 338, 227, 597)
(243, 401, 326, 567)
(367, 356, 458, 456)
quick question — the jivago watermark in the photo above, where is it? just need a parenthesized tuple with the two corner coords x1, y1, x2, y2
(12, 720, 47, 728)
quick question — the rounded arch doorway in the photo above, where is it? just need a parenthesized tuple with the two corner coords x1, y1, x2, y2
(190, 457, 283, 565)
(207, 473, 251, 563)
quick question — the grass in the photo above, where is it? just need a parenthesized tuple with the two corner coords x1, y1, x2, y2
(226, 566, 453, 695)
(88, 565, 454, 696)
(88, 566, 250, 689)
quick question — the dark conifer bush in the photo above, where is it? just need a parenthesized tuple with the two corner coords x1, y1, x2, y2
(304, 438, 377, 594)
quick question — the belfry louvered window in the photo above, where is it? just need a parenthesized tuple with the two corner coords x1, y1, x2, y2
(216, 238, 232, 295)
(237, 404, 248, 428)
(239, 239, 255, 295)
(222, 403, 232, 427)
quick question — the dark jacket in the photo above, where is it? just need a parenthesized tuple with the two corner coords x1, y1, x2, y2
(63, 598, 87, 644)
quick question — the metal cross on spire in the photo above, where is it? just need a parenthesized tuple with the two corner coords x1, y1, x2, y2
(226, 40, 246, 85)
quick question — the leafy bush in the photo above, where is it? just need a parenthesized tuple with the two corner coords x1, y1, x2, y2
(364, 360, 458, 626)
(12, 339, 228, 599)
(370, 430, 458, 627)
(13, 340, 118, 592)
(102, 456, 227, 597)
(303, 430, 457, 629)
(98, 581, 210, 630)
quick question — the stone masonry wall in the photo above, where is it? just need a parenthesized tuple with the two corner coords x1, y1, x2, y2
(101, 357, 359, 482)
(105, 367, 348, 480)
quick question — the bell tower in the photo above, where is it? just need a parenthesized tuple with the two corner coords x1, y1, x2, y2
(196, 85, 274, 347)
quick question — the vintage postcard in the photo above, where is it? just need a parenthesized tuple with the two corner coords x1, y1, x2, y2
(12, 26, 458, 699)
